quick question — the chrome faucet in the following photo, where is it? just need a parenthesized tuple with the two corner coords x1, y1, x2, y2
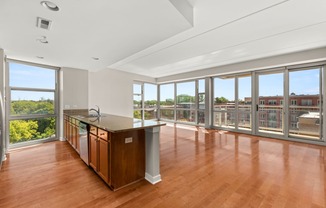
(89, 105, 101, 117)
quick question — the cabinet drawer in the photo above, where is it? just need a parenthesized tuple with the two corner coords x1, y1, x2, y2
(98, 129, 109, 141)
(90, 125, 98, 135)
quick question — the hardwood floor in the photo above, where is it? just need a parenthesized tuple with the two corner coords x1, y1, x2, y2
(1, 123, 326, 208)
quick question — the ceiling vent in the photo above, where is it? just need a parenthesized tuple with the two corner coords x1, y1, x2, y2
(37, 17, 52, 30)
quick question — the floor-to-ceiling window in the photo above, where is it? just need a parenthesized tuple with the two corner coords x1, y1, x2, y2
(133, 83, 142, 119)
(144, 83, 158, 120)
(133, 82, 158, 120)
(212, 74, 251, 131)
(155, 62, 324, 144)
(213, 76, 235, 128)
(159, 83, 175, 120)
(197, 79, 206, 125)
(238, 74, 252, 131)
(257, 70, 284, 135)
(176, 81, 195, 123)
(158, 79, 206, 125)
(7, 61, 59, 146)
(288, 67, 322, 140)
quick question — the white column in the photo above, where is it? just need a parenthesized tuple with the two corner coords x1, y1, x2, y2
(145, 126, 161, 184)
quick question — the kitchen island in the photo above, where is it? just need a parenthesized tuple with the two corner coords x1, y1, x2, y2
(64, 111, 165, 191)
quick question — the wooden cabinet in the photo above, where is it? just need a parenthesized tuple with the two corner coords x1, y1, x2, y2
(89, 125, 111, 185)
(89, 133, 98, 170)
(63, 115, 67, 139)
(110, 130, 145, 190)
(98, 138, 109, 183)
(64, 114, 146, 191)
(64, 115, 80, 154)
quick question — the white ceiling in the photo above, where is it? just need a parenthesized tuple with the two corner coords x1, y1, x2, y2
(1, 0, 326, 78)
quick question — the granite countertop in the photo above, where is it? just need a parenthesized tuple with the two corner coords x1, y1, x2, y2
(66, 113, 166, 133)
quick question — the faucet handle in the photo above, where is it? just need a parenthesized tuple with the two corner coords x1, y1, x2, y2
(95, 105, 101, 116)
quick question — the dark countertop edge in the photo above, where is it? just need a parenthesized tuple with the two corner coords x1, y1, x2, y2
(64, 113, 166, 133)
(93, 123, 166, 133)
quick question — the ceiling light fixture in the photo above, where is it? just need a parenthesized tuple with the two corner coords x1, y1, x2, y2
(41, 1, 59, 11)
(37, 36, 49, 44)
(36, 56, 44, 59)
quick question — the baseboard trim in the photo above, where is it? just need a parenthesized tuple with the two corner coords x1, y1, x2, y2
(145, 172, 162, 184)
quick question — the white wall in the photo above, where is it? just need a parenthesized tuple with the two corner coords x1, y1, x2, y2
(62, 67, 89, 109)
(89, 68, 155, 118)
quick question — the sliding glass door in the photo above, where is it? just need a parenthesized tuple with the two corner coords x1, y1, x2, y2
(176, 81, 195, 123)
(213, 76, 235, 128)
(257, 71, 284, 135)
(238, 75, 252, 131)
(288, 67, 322, 140)
(255, 66, 323, 140)
(212, 74, 252, 131)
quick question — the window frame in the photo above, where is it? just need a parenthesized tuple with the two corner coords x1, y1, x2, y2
(133, 82, 158, 120)
(5, 59, 60, 148)
(158, 79, 206, 126)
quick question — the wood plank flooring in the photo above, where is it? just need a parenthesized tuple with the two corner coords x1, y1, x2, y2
(1, 123, 326, 208)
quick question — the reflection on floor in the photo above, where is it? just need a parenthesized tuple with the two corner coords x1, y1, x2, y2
(0, 123, 325, 207)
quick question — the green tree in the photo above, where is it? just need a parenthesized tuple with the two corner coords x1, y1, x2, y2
(10, 99, 55, 143)
(10, 120, 38, 143)
(199, 94, 205, 103)
(133, 110, 141, 119)
(160, 99, 174, 106)
(144, 100, 157, 107)
(215, 97, 229, 104)
(177, 94, 195, 103)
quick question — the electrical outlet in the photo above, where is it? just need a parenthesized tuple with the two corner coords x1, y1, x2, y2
(125, 137, 133, 143)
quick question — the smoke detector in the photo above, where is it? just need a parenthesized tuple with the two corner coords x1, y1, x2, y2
(37, 17, 52, 30)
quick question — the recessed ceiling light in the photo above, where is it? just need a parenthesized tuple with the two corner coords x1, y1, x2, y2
(92, 57, 99, 60)
(41, 1, 59, 11)
(37, 36, 49, 44)
(36, 56, 44, 59)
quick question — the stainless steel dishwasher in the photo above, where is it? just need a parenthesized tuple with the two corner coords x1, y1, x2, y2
(79, 122, 89, 165)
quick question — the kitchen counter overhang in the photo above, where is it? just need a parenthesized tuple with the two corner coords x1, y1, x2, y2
(73, 113, 165, 133)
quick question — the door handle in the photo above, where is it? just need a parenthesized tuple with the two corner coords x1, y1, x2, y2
(256, 104, 259, 111)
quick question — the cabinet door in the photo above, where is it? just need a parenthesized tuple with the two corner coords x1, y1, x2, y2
(89, 134, 98, 171)
(76, 126, 80, 153)
(72, 125, 78, 149)
(68, 122, 73, 143)
(98, 138, 109, 184)
(64, 119, 67, 139)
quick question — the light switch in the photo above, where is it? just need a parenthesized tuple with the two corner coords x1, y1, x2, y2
(125, 137, 133, 143)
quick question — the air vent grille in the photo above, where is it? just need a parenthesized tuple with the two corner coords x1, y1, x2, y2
(37, 17, 52, 30)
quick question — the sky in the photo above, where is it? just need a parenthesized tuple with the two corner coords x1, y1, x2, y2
(10, 62, 55, 101)
(159, 69, 320, 101)
(11, 62, 320, 102)
(159, 80, 205, 101)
